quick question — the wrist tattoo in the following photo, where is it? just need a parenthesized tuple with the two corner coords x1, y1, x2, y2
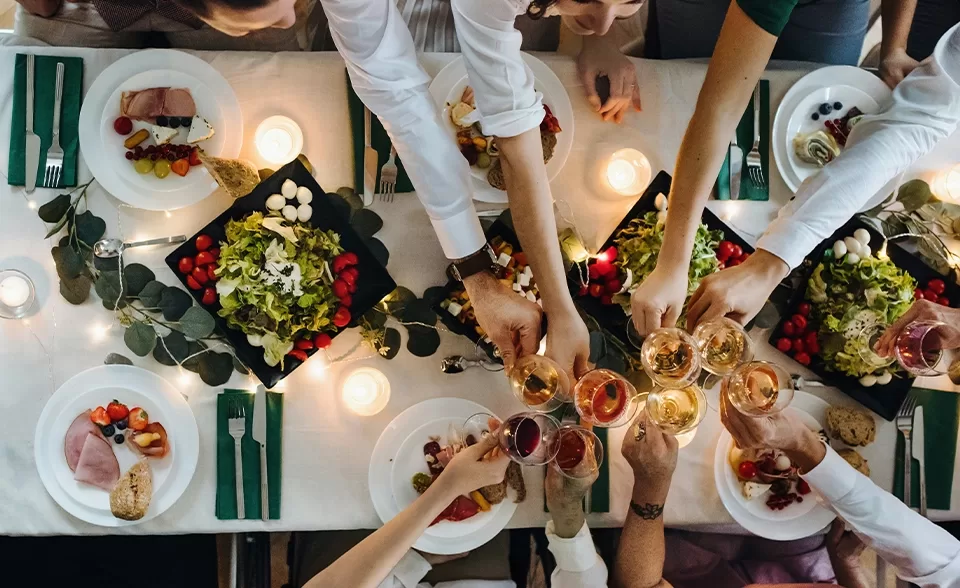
(630, 501, 664, 520)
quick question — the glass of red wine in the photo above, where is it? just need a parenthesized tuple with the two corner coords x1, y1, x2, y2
(551, 425, 603, 479)
(462, 412, 561, 466)
(894, 320, 953, 376)
(573, 368, 639, 428)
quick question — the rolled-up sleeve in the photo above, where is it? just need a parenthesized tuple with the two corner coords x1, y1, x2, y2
(322, 0, 485, 259)
(451, 0, 545, 138)
(757, 23, 960, 270)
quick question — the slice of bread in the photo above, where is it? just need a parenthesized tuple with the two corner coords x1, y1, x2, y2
(837, 448, 871, 477)
(110, 460, 153, 521)
(825, 406, 876, 447)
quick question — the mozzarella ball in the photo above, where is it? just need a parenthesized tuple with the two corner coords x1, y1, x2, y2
(860, 244, 871, 258)
(876, 371, 893, 385)
(859, 374, 878, 387)
(656, 210, 667, 225)
(281, 179, 298, 199)
(247, 333, 263, 347)
(654, 193, 668, 211)
(833, 240, 847, 257)
(854, 228, 871, 245)
(775, 454, 792, 471)
(266, 194, 286, 211)
(282, 204, 298, 221)
(296, 186, 313, 204)
(843, 237, 862, 255)
(297, 203, 313, 222)
(844, 253, 860, 265)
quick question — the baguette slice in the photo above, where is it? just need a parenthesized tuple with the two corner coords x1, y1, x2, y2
(110, 460, 153, 521)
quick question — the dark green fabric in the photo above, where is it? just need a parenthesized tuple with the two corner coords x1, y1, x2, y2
(544, 409, 610, 514)
(8, 54, 82, 187)
(346, 70, 414, 194)
(893, 388, 960, 510)
(716, 80, 770, 201)
(736, 0, 799, 36)
(216, 389, 284, 520)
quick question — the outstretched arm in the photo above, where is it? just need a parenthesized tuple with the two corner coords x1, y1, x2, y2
(16, 0, 61, 16)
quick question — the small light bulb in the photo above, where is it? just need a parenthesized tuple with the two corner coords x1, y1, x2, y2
(165, 211, 173, 219)
(27, 200, 37, 210)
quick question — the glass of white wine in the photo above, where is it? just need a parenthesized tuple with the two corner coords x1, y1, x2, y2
(725, 361, 795, 416)
(508, 354, 571, 413)
(645, 384, 707, 435)
(640, 328, 701, 388)
(692, 318, 754, 376)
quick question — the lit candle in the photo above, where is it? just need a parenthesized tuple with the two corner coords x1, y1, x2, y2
(341, 366, 391, 416)
(255, 116, 304, 166)
(0, 276, 30, 308)
(933, 164, 960, 204)
(605, 148, 651, 196)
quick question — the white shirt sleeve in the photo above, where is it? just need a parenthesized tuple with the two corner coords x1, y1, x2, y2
(803, 446, 960, 587)
(450, 0, 545, 138)
(320, 0, 486, 259)
(757, 23, 960, 269)
(376, 549, 433, 588)
(545, 520, 609, 588)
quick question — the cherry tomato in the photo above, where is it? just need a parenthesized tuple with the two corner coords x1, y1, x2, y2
(739, 252, 751, 263)
(195, 251, 215, 266)
(782, 321, 797, 337)
(341, 267, 359, 282)
(716, 241, 735, 262)
(201, 287, 217, 305)
(333, 279, 349, 299)
(208, 247, 220, 261)
(577, 285, 589, 297)
(589, 283, 604, 298)
(717, 262, 726, 270)
(599, 262, 618, 278)
(606, 279, 623, 294)
(178, 257, 194, 274)
(792, 339, 805, 354)
(340, 294, 352, 307)
(288, 349, 308, 362)
(207, 266, 218, 282)
(730, 244, 743, 259)
(186, 276, 202, 290)
(928, 279, 946, 295)
(776, 337, 792, 353)
(797, 302, 812, 317)
(600, 294, 614, 305)
(737, 461, 758, 480)
(924, 289, 939, 302)
(591, 262, 612, 279)
(938, 296, 951, 306)
(295, 339, 315, 350)
(804, 331, 818, 347)
(791, 314, 808, 332)
(332, 306, 351, 328)
(195, 234, 213, 252)
(341, 271, 358, 293)
(340, 252, 359, 266)
(794, 352, 811, 366)
(727, 259, 742, 267)
(314, 333, 332, 349)
(914, 288, 925, 301)
(806, 340, 821, 354)
(191, 266, 209, 286)
(600, 246, 618, 263)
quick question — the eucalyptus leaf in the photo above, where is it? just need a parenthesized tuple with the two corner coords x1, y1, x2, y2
(59, 275, 92, 304)
(588, 330, 607, 364)
(138, 281, 166, 308)
(351, 209, 383, 238)
(45, 214, 70, 239)
(917, 235, 952, 275)
(153, 331, 190, 366)
(362, 308, 387, 330)
(52, 245, 84, 280)
(422, 286, 447, 306)
(158, 287, 192, 321)
(124, 321, 157, 357)
(104, 353, 133, 366)
(38, 194, 71, 223)
(406, 325, 440, 357)
(198, 351, 234, 386)
(232, 355, 250, 375)
(95, 271, 126, 309)
(381, 286, 416, 315)
(328, 193, 352, 222)
(375, 327, 401, 359)
(335, 186, 356, 200)
(365, 237, 389, 266)
(123, 264, 155, 296)
(897, 179, 934, 212)
(94, 254, 121, 273)
(179, 306, 216, 339)
(74, 211, 106, 246)
(398, 299, 437, 326)
(182, 341, 205, 373)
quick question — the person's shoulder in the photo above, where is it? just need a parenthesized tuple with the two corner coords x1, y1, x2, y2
(734, 0, 799, 36)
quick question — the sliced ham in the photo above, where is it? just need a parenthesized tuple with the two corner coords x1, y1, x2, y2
(64, 410, 104, 472)
(120, 87, 196, 122)
(73, 433, 120, 491)
(128, 422, 169, 458)
(161, 88, 196, 118)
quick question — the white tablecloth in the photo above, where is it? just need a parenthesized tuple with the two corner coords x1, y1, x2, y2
(0, 46, 958, 537)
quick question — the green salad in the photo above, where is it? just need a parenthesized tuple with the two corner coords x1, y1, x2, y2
(613, 212, 722, 317)
(216, 212, 343, 367)
(805, 252, 916, 377)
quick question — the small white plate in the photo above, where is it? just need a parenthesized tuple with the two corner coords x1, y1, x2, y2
(713, 390, 836, 540)
(369, 398, 520, 554)
(428, 53, 574, 204)
(35, 365, 199, 527)
(100, 70, 223, 195)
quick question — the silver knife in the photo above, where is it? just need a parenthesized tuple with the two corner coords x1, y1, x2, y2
(728, 135, 742, 201)
(24, 54, 41, 193)
(254, 385, 269, 520)
(363, 107, 378, 206)
(913, 405, 927, 517)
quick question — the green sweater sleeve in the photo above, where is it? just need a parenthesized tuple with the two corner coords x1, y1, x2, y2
(736, 0, 799, 36)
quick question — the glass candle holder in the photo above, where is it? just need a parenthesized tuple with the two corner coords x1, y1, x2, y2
(341, 366, 391, 416)
(0, 269, 36, 319)
(604, 148, 651, 196)
(255, 116, 304, 166)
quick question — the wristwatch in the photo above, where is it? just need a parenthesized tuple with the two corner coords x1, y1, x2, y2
(450, 244, 499, 282)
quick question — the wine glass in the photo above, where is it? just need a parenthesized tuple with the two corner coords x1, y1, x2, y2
(640, 327, 701, 388)
(551, 425, 604, 479)
(856, 324, 896, 369)
(725, 361, 795, 416)
(895, 320, 953, 376)
(573, 368, 639, 428)
(692, 318, 754, 376)
(462, 412, 561, 466)
(645, 384, 707, 435)
(507, 354, 571, 412)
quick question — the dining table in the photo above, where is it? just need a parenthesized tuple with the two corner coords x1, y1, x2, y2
(1, 41, 959, 539)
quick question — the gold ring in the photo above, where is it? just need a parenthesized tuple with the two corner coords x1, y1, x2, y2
(634, 421, 646, 442)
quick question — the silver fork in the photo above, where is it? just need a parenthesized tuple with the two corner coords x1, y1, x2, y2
(379, 145, 398, 202)
(44, 62, 65, 189)
(745, 81, 765, 189)
(895, 393, 918, 509)
(228, 401, 247, 520)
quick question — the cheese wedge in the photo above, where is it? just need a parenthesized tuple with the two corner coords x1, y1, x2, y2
(741, 481, 771, 500)
(150, 125, 178, 145)
(187, 115, 215, 144)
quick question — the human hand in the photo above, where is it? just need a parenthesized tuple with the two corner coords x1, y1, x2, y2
(437, 431, 510, 498)
(546, 309, 591, 383)
(545, 437, 599, 511)
(630, 263, 688, 336)
(621, 412, 678, 501)
(577, 37, 641, 123)
(464, 271, 542, 371)
(875, 299, 960, 358)
(687, 250, 789, 328)
(826, 519, 865, 566)
(879, 47, 921, 89)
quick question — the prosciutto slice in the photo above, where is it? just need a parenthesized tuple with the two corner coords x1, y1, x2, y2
(64, 410, 104, 472)
(120, 87, 196, 122)
(73, 434, 120, 491)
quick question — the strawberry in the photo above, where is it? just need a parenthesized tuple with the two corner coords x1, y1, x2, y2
(90, 406, 111, 426)
(188, 148, 202, 166)
(106, 400, 129, 422)
(171, 158, 189, 177)
(128, 407, 149, 431)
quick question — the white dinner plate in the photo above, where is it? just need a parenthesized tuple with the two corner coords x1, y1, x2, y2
(79, 49, 242, 211)
(713, 390, 836, 540)
(369, 398, 520, 554)
(35, 365, 199, 527)
(773, 66, 891, 193)
(428, 53, 574, 204)
(100, 70, 223, 195)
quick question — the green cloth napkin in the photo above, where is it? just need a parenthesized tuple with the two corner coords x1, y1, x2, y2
(216, 389, 284, 520)
(716, 79, 770, 201)
(8, 54, 83, 187)
(346, 71, 414, 194)
(893, 388, 960, 510)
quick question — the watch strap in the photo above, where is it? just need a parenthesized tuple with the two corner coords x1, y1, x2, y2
(451, 244, 498, 281)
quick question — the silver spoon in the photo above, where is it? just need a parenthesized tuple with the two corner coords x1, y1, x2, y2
(440, 355, 503, 374)
(93, 235, 187, 259)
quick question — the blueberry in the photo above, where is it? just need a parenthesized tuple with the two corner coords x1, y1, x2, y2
(818, 103, 832, 115)
(102, 424, 115, 437)
(156, 115, 169, 127)
(833, 101, 843, 110)
(169, 118, 181, 129)
(181, 117, 194, 128)
(116, 419, 128, 431)
(811, 112, 819, 121)
(114, 434, 125, 444)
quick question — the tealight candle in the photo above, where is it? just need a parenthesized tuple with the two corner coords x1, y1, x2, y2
(933, 164, 960, 204)
(0, 270, 35, 319)
(605, 148, 652, 196)
(341, 366, 391, 416)
(255, 116, 304, 166)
